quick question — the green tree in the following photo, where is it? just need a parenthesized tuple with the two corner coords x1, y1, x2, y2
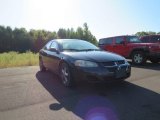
(0, 26, 6, 52)
(57, 28, 67, 39)
(135, 31, 156, 37)
(148, 31, 156, 35)
(157, 32, 160, 35)
(69, 28, 76, 38)
(76, 27, 84, 39)
(82, 23, 97, 45)
(0, 23, 98, 53)
(5, 26, 13, 51)
(46, 31, 57, 41)
(135, 31, 149, 37)
(13, 28, 31, 52)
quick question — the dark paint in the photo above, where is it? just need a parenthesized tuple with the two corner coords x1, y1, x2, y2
(39, 39, 131, 83)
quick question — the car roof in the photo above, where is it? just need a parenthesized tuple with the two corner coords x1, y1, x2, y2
(99, 35, 137, 40)
(50, 39, 85, 42)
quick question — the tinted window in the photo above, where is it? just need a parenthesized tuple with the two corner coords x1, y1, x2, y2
(50, 42, 58, 49)
(99, 38, 113, 45)
(127, 36, 142, 43)
(141, 36, 150, 43)
(58, 39, 99, 51)
(44, 41, 52, 50)
(115, 37, 124, 44)
(150, 36, 160, 43)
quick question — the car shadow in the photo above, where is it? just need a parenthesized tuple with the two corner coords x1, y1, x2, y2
(36, 71, 160, 120)
(128, 61, 160, 71)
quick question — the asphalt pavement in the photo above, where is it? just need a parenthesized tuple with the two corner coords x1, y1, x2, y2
(0, 63, 160, 120)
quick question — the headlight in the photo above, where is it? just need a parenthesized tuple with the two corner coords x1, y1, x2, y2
(125, 59, 129, 64)
(74, 60, 98, 67)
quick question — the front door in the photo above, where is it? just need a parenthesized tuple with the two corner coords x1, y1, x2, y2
(113, 37, 128, 57)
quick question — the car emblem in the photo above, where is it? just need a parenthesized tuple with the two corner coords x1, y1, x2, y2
(117, 66, 121, 70)
(115, 62, 121, 70)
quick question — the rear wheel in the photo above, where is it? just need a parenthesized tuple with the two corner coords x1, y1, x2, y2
(39, 58, 46, 72)
(132, 51, 146, 65)
(150, 58, 159, 64)
(60, 63, 73, 87)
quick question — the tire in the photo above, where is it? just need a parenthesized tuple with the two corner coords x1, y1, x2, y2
(150, 58, 159, 64)
(60, 62, 73, 87)
(39, 58, 46, 72)
(132, 51, 146, 65)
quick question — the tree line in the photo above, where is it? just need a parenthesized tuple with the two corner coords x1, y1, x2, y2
(0, 23, 159, 53)
(0, 23, 97, 53)
(135, 31, 160, 37)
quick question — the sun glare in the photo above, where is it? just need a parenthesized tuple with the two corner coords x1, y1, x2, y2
(26, 0, 76, 30)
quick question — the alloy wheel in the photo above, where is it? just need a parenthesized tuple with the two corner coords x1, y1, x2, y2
(133, 53, 143, 64)
(132, 51, 146, 65)
(60, 63, 72, 87)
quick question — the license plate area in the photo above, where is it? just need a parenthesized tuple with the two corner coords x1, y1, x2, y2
(115, 67, 126, 78)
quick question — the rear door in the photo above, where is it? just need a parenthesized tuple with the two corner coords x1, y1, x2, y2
(150, 35, 160, 43)
(140, 36, 150, 43)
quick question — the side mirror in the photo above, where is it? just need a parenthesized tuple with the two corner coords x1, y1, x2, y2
(50, 48, 60, 54)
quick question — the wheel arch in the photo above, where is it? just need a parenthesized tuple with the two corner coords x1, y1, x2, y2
(129, 48, 149, 58)
(58, 59, 75, 87)
(58, 58, 73, 74)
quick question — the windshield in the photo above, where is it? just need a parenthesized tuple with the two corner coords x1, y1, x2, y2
(58, 39, 99, 51)
(127, 36, 142, 43)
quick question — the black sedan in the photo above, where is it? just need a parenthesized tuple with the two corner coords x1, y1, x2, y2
(39, 39, 131, 87)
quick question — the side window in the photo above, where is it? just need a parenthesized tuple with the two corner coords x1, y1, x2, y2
(44, 41, 52, 50)
(50, 42, 58, 50)
(115, 37, 124, 44)
(99, 38, 113, 45)
(150, 36, 160, 43)
(158, 37, 160, 42)
(127, 36, 141, 43)
(141, 37, 150, 43)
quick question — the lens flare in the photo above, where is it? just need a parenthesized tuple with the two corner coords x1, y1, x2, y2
(74, 95, 118, 120)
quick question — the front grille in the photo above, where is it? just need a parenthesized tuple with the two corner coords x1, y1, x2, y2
(102, 61, 115, 66)
(116, 60, 125, 65)
(101, 60, 125, 67)
(107, 65, 127, 72)
(107, 67, 117, 72)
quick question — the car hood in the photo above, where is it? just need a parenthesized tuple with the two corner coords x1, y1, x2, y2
(63, 51, 125, 62)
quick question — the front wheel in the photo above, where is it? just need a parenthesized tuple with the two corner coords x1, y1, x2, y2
(132, 51, 146, 65)
(60, 63, 73, 87)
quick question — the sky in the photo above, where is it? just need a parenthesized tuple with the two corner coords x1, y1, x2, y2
(0, 0, 160, 39)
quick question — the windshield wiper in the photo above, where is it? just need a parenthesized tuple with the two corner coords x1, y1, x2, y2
(80, 49, 101, 51)
(63, 49, 80, 51)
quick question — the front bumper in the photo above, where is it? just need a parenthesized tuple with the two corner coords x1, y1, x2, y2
(71, 64, 131, 83)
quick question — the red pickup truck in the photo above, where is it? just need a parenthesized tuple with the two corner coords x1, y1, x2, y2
(99, 35, 160, 65)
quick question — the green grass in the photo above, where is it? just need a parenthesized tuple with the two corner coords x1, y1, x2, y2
(0, 51, 39, 68)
